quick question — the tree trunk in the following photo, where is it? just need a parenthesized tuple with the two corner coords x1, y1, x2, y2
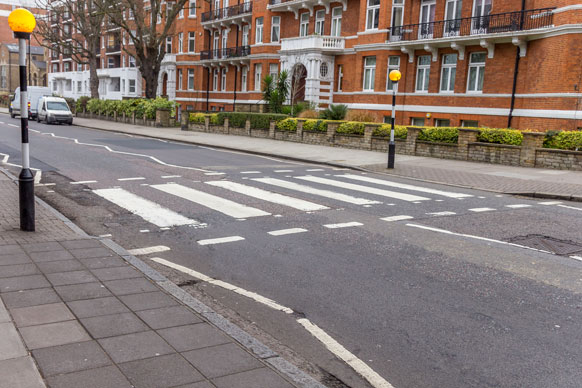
(140, 55, 160, 99)
(89, 56, 99, 99)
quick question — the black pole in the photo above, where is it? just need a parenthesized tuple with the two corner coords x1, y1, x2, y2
(387, 83, 397, 169)
(508, 0, 526, 128)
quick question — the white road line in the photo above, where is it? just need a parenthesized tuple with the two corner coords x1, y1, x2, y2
(570, 255, 582, 262)
(274, 170, 293, 173)
(381, 215, 414, 222)
(139, 229, 150, 233)
(71, 180, 97, 185)
(36, 183, 56, 187)
(539, 201, 562, 205)
(151, 257, 293, 313)
(427, 211, 457, 216)
(306, 168, 325, 172)
(240, 171, 261, 174)
(296, 176, 430, 202)
(128, 245, 171, 256)
(0, 153, 9, 164)
(324, 222, 363, 229)
(505, 204, 532, 209)
(469, 207, 496, 212)
(161, 175, 181, 179)
(197, 236, 245, 245)
(206, 180, 328, 211)
(7, 123, 19, 128)
(118, 177, 146, 181)
(151, 183, 270, 219)
(558, 204, 582, 212)
(297, 318, 395, 388)
(93, 188, 204, 228)
(339, 174, 473, 199)
(268, 228, 308, 236)
(253, 178, 380, 205)
(204, 172, 226, 176)
(406, 223, 553, 254)
(34, 170, 42, 185)
(99, 234, 112, 238)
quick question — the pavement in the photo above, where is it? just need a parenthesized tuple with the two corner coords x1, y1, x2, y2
(0, 168, 325, 388)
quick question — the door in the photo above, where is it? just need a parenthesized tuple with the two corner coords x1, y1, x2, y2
(213, 31, 220, 58)
(242, 25, 249, 46)
(331, 7, 342, 36)
(472, 0, 492, 33)
(419, 0, 436, 39)
(444, 0, 462, 36)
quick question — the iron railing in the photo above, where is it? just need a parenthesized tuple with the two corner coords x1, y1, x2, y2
(201, 2, 253, 23)
(268, 0, 295, 5)
(106, 44, 121, 53)
(388, 8, 554, 42)
(200, 45, 251, 60)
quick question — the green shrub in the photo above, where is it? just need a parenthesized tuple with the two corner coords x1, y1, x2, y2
(303, 119, 328, 132)
(226, 112, 248, 127)
(373, 124, 408, 139)
(134, 99, 148, 119)
(143, 97, 175, 119)
(86, 98, 103, 114)
(209, 113, 220, 125)
(544, 131, 582, 151)
(336, 122, 365, 135)
(543, 130, 561, 148)
(418, 127, 458, 143)
(64, 97, 76, 113)
(477, 128, 523, 146)
(77, 96, 90, 112)
(276, 118, 298, 132)
(189, 112, 206, 124)
(319, 104, 348, 120)
(249, 113, 287, 129)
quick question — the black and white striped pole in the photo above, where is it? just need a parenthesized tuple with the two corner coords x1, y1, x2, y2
(9, 8, 36, 231)
(387, 70, 401, 169)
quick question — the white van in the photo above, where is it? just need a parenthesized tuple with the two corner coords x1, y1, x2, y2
(9, 86, 52, 119)
(36, 97, 73, 125)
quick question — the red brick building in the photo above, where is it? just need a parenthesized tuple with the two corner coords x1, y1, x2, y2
(48, 1, 582, 130)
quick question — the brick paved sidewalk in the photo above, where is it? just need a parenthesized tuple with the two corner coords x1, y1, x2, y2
(0, 170, 323, 388)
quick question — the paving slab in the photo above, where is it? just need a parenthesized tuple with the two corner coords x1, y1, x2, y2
(69, 247, 114, 259)
(10, 302, 75, 327)
(182, 343, 263, 379)
(54, 282, 112, 302)
(0, 274, 51, 293)
(0, 253, 32, 266)
(80, 256, 127, 269)
(0, 263, 40, 278)
(36, 260, 85, 274)
(90, 266, 142, 281)
(136, 305, 202, 329)
(59, 240, 103, 250)
(46, 270, 98, 286)
(157, 323, 231, 352)
(21, 242, 63, 253)
(66, 296, 129, 318)
(0, 245, 25, 256)
(80, 312, 149, 339)
(0, 298, 9, 323)
(0, 322, 28, 361)
(45, 365, 132, 388)
(0, 356, 45, 388)
(29, 250, 74, 263)
(32, 340, 111, 377)
(19, 320, 90, 349)
(211, 367, 296, 388)
(118, 353, 205, 388)
(103, 277, 159, 295)
(118, 291, 178, 311)
(98, 330, 175, 363)
(1, 288, 61, 309)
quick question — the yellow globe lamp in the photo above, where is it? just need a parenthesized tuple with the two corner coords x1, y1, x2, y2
(8, 8, 36, 36)
(389, 70, 402, 83)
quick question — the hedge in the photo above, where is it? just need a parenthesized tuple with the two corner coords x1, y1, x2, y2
(189, 112, 206, 124)
(417, 127, 459, 143)
(336, 122, 365, 135)
(373, 124, 408, 139)
(84, 97, 176, 119)
(276, 118, 298, 132)
(303, 119, 328, 132)
(544, 131, 582, 151)
(214, 112, 287, 129)
(477, 128, 523, 146)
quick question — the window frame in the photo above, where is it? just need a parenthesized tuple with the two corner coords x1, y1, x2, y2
(386, 55, 401, 92)
(331, 7, 342, 36)
(177, 69, 183, 90)
(337, 64, 343, 91)
(415, 55, 431, 93)
(440, 53, 457, 93)
(362, 56, 376, 91)
(300, 13, 309, 37)
(188, 32, 196, 53)
(255, 17, 264, 44)
(365, 0, 380, 31)
(271, 16, 280, 43)
(254, 63, 262, 91)
(188, 69, 195, 90)
(241, 66, 248, 92)
(178, 32, 183, 53)
(467, 52, 486, 93)
(315, 10, 325, 35)
(221, 68, 227, 91)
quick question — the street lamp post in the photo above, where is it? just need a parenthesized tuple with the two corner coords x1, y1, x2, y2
(8, 8, 36, 231)
(387, 70, 401, 169)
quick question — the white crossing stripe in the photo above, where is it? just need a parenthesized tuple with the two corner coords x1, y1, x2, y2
(558, 204, 582, 212)
(570, 255, 582, 262)
(381, 215, 414, 222)
(324, 222, 363, 229)
(93, 188, 202, 228)
(118, 177, 146, 181)
(274, 170, 293, 173)
(426, 211, 457, 216)
(206, 180, 328, 211)
(306, 168, 325, 172)
(338, 174, 473, 199)
(538, 201, 561, 205)
(296, 176, 430, 202)
(204, 172, 226, 176)
(253, 178, 380, 205)
(469, 207, 496, 212)
(161, 175, 181, 179)
(268, 228, 308, 236)
(505, 204, 532, 209)
(128, 245, 171, 256)
(240, 171, 261, 174)
(71, 180, 97, 185)
(197, 236, 245, 245)
(151, 183, 270, 219)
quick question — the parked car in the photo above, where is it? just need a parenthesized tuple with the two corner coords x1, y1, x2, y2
(36, 97, 73, 125)
(9, 86, 52, 119)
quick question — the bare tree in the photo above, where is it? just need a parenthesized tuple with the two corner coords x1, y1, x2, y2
(290, 64, 307, 115)
(99, 0, 190, 98)
(35, 0, 106, 99)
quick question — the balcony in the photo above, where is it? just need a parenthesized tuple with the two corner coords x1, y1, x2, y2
(200, 46, 251, 63)
(268, 0, 346, 18)
(106, 43, 121, 53)
(201, 2, 252, 28)
(280, 36, 345, 54)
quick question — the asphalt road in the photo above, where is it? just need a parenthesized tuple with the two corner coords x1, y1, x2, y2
(1, 116, 581, 388)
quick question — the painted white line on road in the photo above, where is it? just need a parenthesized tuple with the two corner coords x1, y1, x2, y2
(117, 177, 146, 181)
(570, 256, 582, 262)
(151, 257, 294, 313)
(161, 175, 181, 179)
(268, 228, 308, 236)
(204, 172, 226, 176)
(34, 170, 42, 185)
(306, 168, 325, 172)
(254, 177, 380, 205)
(505, 204, 532, 209)
(558, 204, 582, 212)
(36, 183, 55, 187)
(206, 180, 328, 211)
(71, 180, 97, 185)
(324, 222, 363, 229)
(274, 170, 293, 173)
(47, 190, 54, 193)
(139, 229, 150, 233)
(240, 171, 261, 174)
(99, 234, 112, 238)
(0, 153, 9, 164)
(151, 183, 271, 219)
(197, 236, 245, 245)
(538, 201, 562, 205)
(128, 245, 171, 256)
(93, 188, 204, 228)
(381, 215, 414, 222)
(426, 211, 457, 216)
(296, 176, 430, 202)
(7, 123, 19, 128)
(339, 174, 473, 199)
(297, 318, 395, 388)
(469, 208, 496, 212)
(406, 223, 553, 254)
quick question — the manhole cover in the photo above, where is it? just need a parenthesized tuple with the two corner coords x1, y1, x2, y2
(509, 235, 582, 255)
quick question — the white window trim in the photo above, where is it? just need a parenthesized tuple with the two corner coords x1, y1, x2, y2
(254, 64, 262, 91)
(255, 17, 264, 44)
(188, 69, 195, 90)
(416, 55, 431, 93)
(365, 0, 380, 31)
(386, 56, 401, 92)
(362, 57, 376, 91)
(188, 32, 196, 53)
(315, 10, 325, 35)
(331, 7, 342, 37)
(440, 54, 457, 94)
(188, 0, 197, 18)
(467, 51, 486, 94)
(271, 16, 280, 43)
(300, 13, 309, 37)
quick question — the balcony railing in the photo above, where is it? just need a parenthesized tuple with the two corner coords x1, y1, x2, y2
(281, 35, 345, 52)
(388, 8, 554, 42)
(200, 45, 251, 60)
(106, 44, 121, 53)
(201, 2, 252, 23)
(268, 0, 294, 4)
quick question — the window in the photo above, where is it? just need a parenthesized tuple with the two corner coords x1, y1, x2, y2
(221, 68, 227, 90)
(416, 55, 431, 92)
(188, 69, 194, 90)
(189, 0, 196, 17)
(221, 30, 228, 57)
(269, 63, 278, 79)
(472, 0, 492, 32)
(337, 65, 343, 91)
(241, 66, 248, 92)
(390, 0, 404, 38)
(129, 79, 136, 93)
(188, 32, 196, 52)
(166, 2, 173, 20)
(331, 7, 342, 36)
(122, 79, 125, 93)
(444, 0, 462, 36)
(242, 25, 249, 46)
(179, 4, 184, 18)
(315, 10, 325, 35)
(108, 57, 115, 68)
(122, 55, 126, 67)
(254, 63, 262, 91)
(271, 16, 280, 43)
(77, 81, 82, 92)
(213, 69, 219, 91)
(177, 69, 182, 90)
(366, 0, 380, 30)
(255, 17, 263, 44)
(467, 52, 486, 92)
(64, 62, 71, 72)
(128, 9, 134, 19)
(411, 117, 425, 126)
(166, 36, 172, 53)
(213, 31, 219, 51)
(129, 56, 136, 67)
(440, 53, 457, 93)
(386, 56, 400, 91)
(419, 0, 436, 38)
(462, 120, 479, 127)
(435, 119, 450, 127)
(363, 57, 376, 91)
(300, 13, 309, 37)
(178, 32, 183, 52)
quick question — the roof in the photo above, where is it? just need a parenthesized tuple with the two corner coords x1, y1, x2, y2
(5, 44, 45, 55)
(32, 59, 47, 69)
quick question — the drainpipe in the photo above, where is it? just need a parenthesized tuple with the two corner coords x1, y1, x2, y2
(233, 19, 239, 111)
(206, 29, 211, 112)
(508, 0, 526, 128)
